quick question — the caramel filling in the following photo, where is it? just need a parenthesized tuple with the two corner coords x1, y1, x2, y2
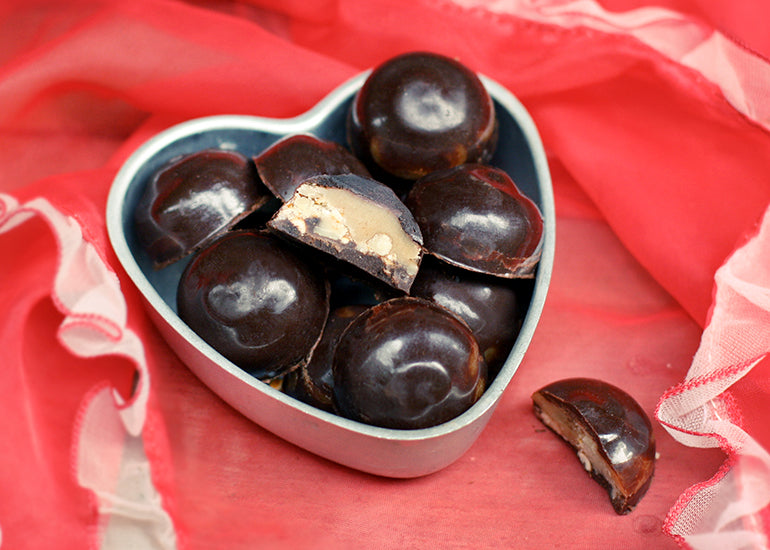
(274, 182, 421, 278)
(532, 393, 625, 500)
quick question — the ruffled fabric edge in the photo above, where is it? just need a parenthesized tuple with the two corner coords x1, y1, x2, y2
(0, 193, 176, 550)
(656, 203, 770, 549)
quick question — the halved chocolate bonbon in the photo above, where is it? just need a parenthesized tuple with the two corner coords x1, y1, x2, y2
(268, 173, 423, 293)
(532, 378, 656, 514)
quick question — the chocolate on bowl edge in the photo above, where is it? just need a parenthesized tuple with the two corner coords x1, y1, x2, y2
(134, 149, 270, 268)
(347, 51, 498, 181)
(405, 163, 543, 279)
(333, 296, 487, 430)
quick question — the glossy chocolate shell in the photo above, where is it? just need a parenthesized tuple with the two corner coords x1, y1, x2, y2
(347, 51, 497, 180)
(282, 304, 368, 412)
(253, 134, 370, 202)
(531, 378, 656, 514)
(134, 149, 269, 268)
(333, 297, 487, 430)
(177, 230, 330, 380)
(406, 164, 543, 278)
(410, 256, 522, 378)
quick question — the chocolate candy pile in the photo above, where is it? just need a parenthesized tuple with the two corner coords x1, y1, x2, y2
(134, 51, 543, 430)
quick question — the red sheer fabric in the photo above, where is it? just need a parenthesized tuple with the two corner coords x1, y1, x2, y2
(1, 1, 768, 549)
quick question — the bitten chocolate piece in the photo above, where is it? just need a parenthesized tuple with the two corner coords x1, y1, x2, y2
(253, 134, 370, 202)
(267, 174, 423, 293)
(134, 149, 269, 268)
(531, 378, 656, 514)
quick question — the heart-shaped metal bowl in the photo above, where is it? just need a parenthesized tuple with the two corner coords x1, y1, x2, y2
(106, 71, 555, 478)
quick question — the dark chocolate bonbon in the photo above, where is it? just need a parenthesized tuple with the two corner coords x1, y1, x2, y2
(134, 149, 268, 268)
(333, 297, 487, 429)
(347, 51, 498, 181)
(177, 230, 330, 380)
(532, 378, 656, 514)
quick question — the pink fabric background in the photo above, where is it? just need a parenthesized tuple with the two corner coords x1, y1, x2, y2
(1, 1, 768, 548)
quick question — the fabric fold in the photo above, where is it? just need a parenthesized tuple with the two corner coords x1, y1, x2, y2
(657, 204, 770, 548)
(0, 192, 172, 549)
